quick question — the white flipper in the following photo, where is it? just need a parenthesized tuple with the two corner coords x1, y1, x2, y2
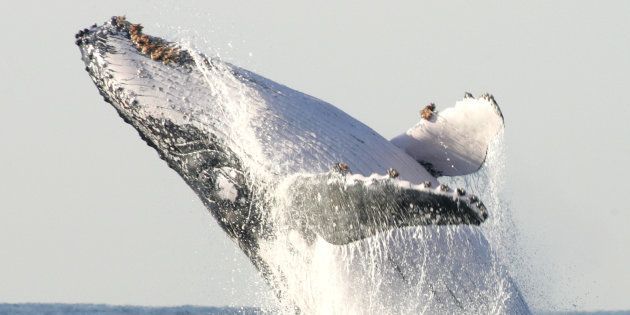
(391, 94, 504, 177)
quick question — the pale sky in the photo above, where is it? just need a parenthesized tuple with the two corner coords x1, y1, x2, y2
(1, 0, 629, 312)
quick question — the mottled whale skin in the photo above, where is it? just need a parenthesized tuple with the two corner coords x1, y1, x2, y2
(76, 17, 529, 313)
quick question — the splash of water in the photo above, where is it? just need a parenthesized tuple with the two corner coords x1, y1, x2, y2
(169, 35, 530, 313)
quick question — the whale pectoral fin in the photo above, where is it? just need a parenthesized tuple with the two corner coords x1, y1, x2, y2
(282, 173, 487, 245)
(391, 94, 504, 177)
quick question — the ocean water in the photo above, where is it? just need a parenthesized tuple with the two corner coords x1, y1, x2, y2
(0, 304, 628, 315)
(0, 303, 264, 315)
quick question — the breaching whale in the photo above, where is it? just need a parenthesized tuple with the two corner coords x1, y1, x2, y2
(76, 17, 530, 313)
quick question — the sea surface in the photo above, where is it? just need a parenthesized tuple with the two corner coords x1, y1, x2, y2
(0, 304, 628, 315)
(0, 303, 264, 315)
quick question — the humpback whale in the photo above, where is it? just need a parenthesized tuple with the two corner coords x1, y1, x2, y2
(76, 17, 530, 313)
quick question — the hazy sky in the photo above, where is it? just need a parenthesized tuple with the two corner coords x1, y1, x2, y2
(1, 0, 629, 312)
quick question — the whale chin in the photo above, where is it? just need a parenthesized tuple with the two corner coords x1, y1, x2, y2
(76, 16, 528, 313)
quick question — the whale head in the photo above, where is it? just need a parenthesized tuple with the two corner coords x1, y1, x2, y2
(76, 17, 263, 253)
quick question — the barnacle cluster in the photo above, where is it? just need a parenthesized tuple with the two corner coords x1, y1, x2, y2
(420, 103, 436, 120)
(112, 16, 188, 65)
(332, 162, 351, 175)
